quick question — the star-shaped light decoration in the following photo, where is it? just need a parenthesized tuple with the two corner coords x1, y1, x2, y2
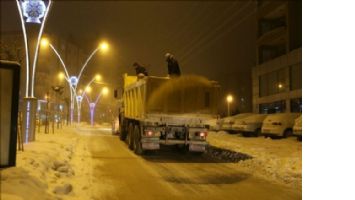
(21, 0, 47, 24)
(76, 96, 83, 102)
(69, 76, 79, 87)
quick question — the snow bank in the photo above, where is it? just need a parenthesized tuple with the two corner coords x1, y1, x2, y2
(0, 127, 93, 200)
(207, 131, 302, 188)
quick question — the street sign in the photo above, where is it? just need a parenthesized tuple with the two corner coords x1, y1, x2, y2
(0, 60, 20, 168)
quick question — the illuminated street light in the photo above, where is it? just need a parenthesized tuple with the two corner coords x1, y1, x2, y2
(40, 37, 49, 48)
(58, 72, 65, 80)
(16, 0, 52, 143)
(42, 38, 109, 125)
(226, 94, 233, 116)
(99, 41, 109, 51)
(77, 41, 109, 81)
(85, 87, 109, 126)
(102, 87, 109, 95)
(85, 86, 92, 93)
(76, 75, 102, 124)
(95, 74, 102, 82)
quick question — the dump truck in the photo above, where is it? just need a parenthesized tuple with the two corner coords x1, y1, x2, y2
(118, 74, 220, 155)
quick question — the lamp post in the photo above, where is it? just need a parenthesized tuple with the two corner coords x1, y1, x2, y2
(84, 87, 108, 126)
(226, 94, 233, 116)
(44, 93, 50, 134)
(16, 0, 52, 143)
(40, 38, 109, 124)
(76, 74, 102, 124)
(51, 85, 64, 129)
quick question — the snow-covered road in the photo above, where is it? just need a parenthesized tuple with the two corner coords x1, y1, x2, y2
(1, 126, 301, 200)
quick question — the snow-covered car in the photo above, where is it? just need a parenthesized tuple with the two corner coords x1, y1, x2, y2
(293, 115, 302, 141)
(261, 113, 301, 138)
(231, 114, 267, 137)
(220, 113, 253, 132)
(203, 118, 221, 131)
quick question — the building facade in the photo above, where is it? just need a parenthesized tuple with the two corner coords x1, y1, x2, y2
(252, 0, 302, 114)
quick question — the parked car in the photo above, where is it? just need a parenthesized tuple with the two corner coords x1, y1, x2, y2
(220, 113, 253, 132)
(232, 114, 267, 137)
(261, 113, 301, 138)
(203, 118, 220, 131)
(293, 115, 302, 141)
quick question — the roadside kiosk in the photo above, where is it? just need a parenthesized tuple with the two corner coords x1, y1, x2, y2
(0, 60, 20, 168)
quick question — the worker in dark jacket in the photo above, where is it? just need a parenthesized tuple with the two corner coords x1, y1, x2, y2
(133, 62, 148, 76)
(165, 53, 181, 77)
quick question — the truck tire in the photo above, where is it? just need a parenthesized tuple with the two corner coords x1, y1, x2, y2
(283, 129, 292, 138)
(119, 120, 127, 141)
(128, 123, 134, 150)
(119, 130, 127, 141)
(253, 128, 261, 137)
(133, 125, 144, 155)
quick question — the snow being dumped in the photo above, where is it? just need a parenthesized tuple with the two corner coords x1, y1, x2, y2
(0, 127, 94, 200)
(207, 131, 302, 189)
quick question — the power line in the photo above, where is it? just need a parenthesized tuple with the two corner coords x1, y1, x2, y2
(175, 1, 241, 58)
(178, 1, 254, 63)
(181, 4, 256, 65)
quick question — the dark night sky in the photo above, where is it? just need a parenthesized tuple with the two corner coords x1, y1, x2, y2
(1, 0, 257, 112)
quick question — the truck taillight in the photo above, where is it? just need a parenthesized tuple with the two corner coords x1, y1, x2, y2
(144, 130, 154, 137)
(195, 132, 207, 138)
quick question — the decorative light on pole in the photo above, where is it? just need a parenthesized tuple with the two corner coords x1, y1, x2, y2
(22, 0, 47, 23)
(16, 0, 52, 143)
(76, 74, 102, 124)
(84, 87, 109, 126)
(40, 38, 109, 124)
(226, 94, 233, 116)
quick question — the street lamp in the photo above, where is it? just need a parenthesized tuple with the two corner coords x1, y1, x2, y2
(76, 74, 102, 124)
(16, 0, 52, 143)
(226, 94, 233, 116)
(58, 72, 65, 81)
(99, 42, 109, 52)
(84, 87, 109, 126)
(40, 37, 49, 47)
(41, 38, 109, 124)
(278, 83, 283, 89)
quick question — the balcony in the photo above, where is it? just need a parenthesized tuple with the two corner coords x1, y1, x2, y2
(258, 1, 287, 20)
(258, 43, 287, 64)
(258, 26, 287, 45)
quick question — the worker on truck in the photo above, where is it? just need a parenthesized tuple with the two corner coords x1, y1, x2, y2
(133, 62, 148, 76)
(165, 53, 181, 77)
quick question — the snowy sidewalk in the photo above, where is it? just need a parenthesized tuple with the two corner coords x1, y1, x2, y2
(207, 131, 302, 189)
(0, 126, 94, 200)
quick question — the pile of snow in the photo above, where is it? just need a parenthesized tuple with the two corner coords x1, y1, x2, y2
(0, 127, 94, 200)
(207, 131, 302, 188)
(206, 145, 252, 162)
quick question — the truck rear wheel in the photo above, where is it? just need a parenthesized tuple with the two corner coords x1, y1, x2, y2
(253, 128, 261, 137)
(119, 120, 128, 141)
(133, 125, 144, 155)
(128, 123, 134, 150)
(283, 129, 293, 138)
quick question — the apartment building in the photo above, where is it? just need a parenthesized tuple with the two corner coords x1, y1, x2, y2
(252, 0, 302, 113)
